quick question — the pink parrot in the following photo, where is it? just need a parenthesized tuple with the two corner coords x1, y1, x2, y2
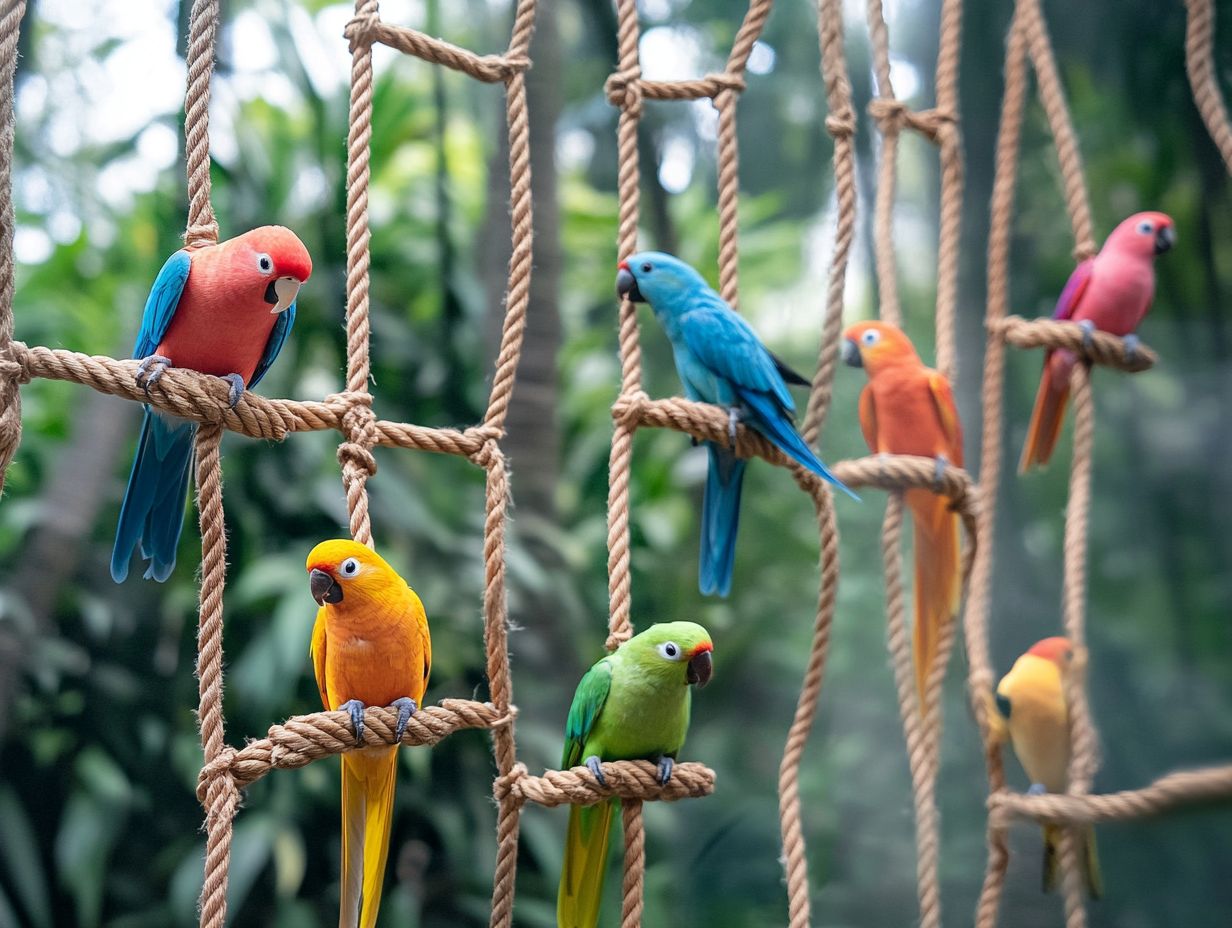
(111, 226, 312, 582)
(1019, 211, 1174, 472)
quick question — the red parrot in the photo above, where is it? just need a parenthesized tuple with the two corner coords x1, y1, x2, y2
(111, 226, 312, 582)
(842, 322, 963, 703)
(1019, 211, 1174, 472)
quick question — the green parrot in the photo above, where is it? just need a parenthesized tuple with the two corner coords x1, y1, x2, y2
(556, 622, 715, 928)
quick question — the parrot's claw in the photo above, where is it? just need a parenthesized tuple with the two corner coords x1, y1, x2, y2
(339, 699, 367, 745)
(585, 755, 607, 787)
(933, 454, 949, 492)
(391, 697, 418, 743)
(727, 407, 742, 450)
(656, 756, 675, 785)
(135, 355, 173, 395)
(1026, 782, 1048, 796)
(1077, 319, 1096, 351)
(220, 373, 245, 409)
(1122, 333, 1141, 361)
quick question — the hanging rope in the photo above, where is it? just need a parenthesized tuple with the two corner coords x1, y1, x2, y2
(0, 0, 27, 495)
(1184, 0, 1232, 173)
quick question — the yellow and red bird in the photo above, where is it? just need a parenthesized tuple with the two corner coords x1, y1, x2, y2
(306, 539, 432, 928)
(842, 322, 963, 703)
(991, 636, 1102, 897)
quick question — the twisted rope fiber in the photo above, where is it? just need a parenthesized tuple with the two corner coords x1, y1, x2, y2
(988, 317, 1157, 372)
(0, 0, 26, 495)
(1185, 0, 1232, 173)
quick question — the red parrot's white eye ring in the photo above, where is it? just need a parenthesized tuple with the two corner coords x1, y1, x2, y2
(1136, 221, 1154, 235)
(256, 252, 274, 274)
(861, 329, 881, 347)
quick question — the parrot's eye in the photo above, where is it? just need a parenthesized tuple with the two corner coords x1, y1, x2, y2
(256, 252, 274, 274)
(1136, 220, 1154, 235)
(641, 262, 653, 273)
(339, 557, 360, 578)
(656, 641, 683, 661)
(861, 329, 881, 347)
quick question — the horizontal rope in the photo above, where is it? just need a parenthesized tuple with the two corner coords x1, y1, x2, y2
(604, 68, 747, 110)
(494, 760, 715, 808)
(345, 14, 530, 83)
(1, 342, 502, 453)
(867, 98, 958, 143)
(988, 764, 1232, 828)
(988, 316, 1157, 372)
(195, 699, 511, 801)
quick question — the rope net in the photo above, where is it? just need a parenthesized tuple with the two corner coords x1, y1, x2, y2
(0, 1, 1229, 927)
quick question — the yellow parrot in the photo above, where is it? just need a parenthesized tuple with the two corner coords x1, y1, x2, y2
(992, 636, 1102, 898)
(306, 539, 432, 928)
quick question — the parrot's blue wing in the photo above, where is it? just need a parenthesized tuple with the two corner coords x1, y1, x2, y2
(680, 304, 795, 413)
(247, 301, 297, 390)
(562, 658, 612, 769)
(132, 250, 192, 359)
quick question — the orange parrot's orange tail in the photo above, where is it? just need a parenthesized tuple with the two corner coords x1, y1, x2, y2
(1020, 350, 1074, 473)
(908, 488, 962, 707)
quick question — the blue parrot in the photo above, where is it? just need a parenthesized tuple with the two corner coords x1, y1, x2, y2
(616, 251, 855, 597)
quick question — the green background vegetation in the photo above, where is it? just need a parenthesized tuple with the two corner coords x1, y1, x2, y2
(0, 0, 1230, 925)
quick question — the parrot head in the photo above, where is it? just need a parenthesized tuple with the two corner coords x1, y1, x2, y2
(1103, 211, 1175, 260)
(621, 621, 714, 687)
(616, 252, 710, 312)
(1026, 636, 1074, 667)
(840, 320, 921, 375)
(306, 539, 401, 608)
(230, 225, 313, 314)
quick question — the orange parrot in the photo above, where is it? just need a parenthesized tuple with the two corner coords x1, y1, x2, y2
(842, 322, 963, 703)
(306, 539, 432, 928)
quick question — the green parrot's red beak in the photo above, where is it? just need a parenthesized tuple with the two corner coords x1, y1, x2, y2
(686, 643, 713, 687)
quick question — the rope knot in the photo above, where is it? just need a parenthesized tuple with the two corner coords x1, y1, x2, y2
(605, 68, 644, 117)
(344, 12, 381, 54)
(337, 441, 378, 478)
(705, 71, 747, 99)
(611, 390, 649, 431)
(825, 107, 857, 138)
(493, 762, 529, 803)
(468, 436, 501, 468)
(868, 97, 911, 129)
(0, 341, 30, 385)
(494, 54, 531, 80)
(195, 746, 239, 805)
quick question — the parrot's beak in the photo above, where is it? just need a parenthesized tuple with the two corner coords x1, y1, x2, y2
(266, 276, 302, 314)
(309, 568, 343, 605)
(840, 337, 862, 368)
(616, 263, 644, 303)
(1154, 224, 1175, 255)
(686, 645, 713, 687)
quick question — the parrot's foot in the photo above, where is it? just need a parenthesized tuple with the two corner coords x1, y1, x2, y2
(932, 454, 949, 492)
(1026, 782, 1048, 796)
(1077, 319, 1096, 351)
(727, 407, 742, 450)
(338, 699, 367, 745)
(1122, 333, 1141, 361)
(390, 697, 418, 743)
(656, 756, 674, 785)
(135, 355, 173, 395)
(219, 373, 245, 408)
(584, 755, 607, 787)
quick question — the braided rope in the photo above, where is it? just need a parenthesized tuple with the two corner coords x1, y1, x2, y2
(1185, 0, 1232, 172)
(0, 1, 24, 495)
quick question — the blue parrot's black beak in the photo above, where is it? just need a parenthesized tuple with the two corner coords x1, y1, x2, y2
(841, 338, 863, 368)
(310, 568, 343, 605)
(686, 647, 713, 687)
(1154, 225, 1175, 255)
(616, 265, 644, 303)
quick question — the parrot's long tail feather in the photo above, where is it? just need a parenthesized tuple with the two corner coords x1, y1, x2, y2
(341, 747, 399, 928)
(557, 798, 616, 928)
(739, 390, 858, 500)
(111, 410, 196, 583)
(1020, 350, 1073, 473)
(1043, 824, 1102, 899)
(699, 444, 746, 597)
(907, 488, 961, 707)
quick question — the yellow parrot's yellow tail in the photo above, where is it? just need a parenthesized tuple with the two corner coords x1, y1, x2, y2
(557, 798, 616, 928)
(1043, 824, 1103, 899)
(908, 488, 962, 707)
(341, 747, 399, 928)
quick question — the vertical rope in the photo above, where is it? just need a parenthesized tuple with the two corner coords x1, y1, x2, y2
(803, 0, 858, 442)
(968, 11, 1028, 926)
(620, 800, 646, 928)
(194, 425, 239, 928)
(183, 0, 220, 248)
(1184, 0, 1232, 173)
(865, 0, 904, 330)
(0, 1, 27, 495)
(932, 0, 965, 382)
